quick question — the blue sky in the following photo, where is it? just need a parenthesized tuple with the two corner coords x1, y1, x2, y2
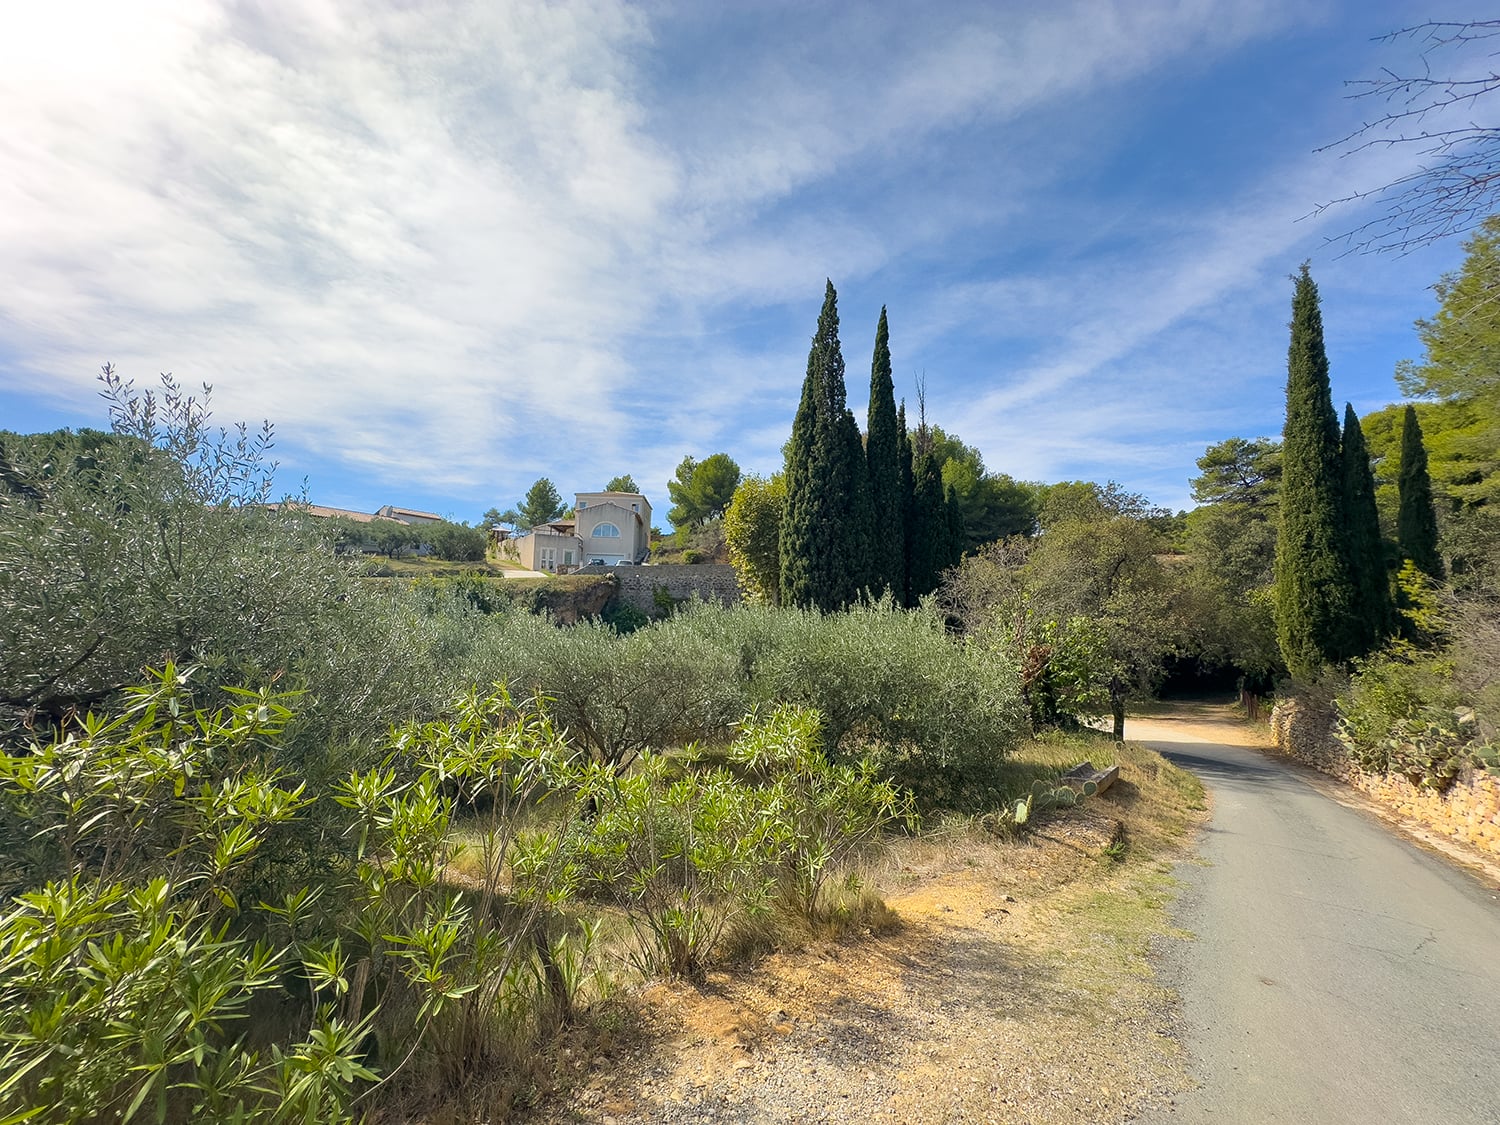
(0, 0, 1486, 520)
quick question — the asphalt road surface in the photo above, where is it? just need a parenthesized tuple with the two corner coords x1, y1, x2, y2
(1130, 709, 1500, 1125)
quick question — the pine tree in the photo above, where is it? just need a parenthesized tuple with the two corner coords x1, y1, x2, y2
(1397, 404, 1444, 579)
(1274, 264, 1356, 679)
(780, 280, 873, 610)
(866, 307, 905, 598)
(1341, 403, 1391, 657)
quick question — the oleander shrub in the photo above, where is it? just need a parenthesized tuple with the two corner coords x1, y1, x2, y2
(0, 667, 372, 1124)
(564, 705, 911, 976)
(569, 753, 779, 978)
(0, 672, 595, 1122)
(728, 704, 914, 919)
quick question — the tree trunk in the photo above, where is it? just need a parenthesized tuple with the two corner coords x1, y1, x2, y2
(1109, 675, 1126, 742)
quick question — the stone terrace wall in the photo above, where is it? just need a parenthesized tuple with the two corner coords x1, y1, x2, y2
(1271, 694, 1500, 858)
(1269, 692, 1351, 779)
(578, 563, 741, 617)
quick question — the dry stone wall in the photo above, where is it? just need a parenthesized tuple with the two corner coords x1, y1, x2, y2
(1271, 694, 1500, 858)
(578, 563, 741, 617)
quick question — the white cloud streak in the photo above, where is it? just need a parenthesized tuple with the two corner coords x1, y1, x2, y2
(0, 0, 1447, 515)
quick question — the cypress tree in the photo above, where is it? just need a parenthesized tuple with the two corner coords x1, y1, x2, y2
(944, 484, 966, 570)
(779, 339, 821, 608)
(866, 307, 905, 599)
(897, 402, 916, 607)
(779, 280, 873, 611)
(824, 366, 875, 608)
(907, 448, 946, 601)
(1274, 264, 1356, 679)
(1397, 405, 1444, 579)
(1341, 403, 1391, 656)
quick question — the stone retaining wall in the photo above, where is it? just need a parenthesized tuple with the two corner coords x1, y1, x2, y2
(578, 563, 741, 617)
(1271, 694, 1500, 858)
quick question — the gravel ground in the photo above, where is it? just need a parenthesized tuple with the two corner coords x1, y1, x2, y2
(526, 788, 1204, 1125)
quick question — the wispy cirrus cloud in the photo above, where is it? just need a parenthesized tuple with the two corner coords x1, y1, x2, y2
(0, 0, 1455, 516)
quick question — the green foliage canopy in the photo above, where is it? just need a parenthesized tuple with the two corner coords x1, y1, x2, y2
(667, 452, 741, 528)
(724, 473, 786, 604)
(1191, 436, 1283, 508)
(780, 281, 874, 610)
(865, 307, 906, 597)
(517, 477, 566, 529)
(1342, 404, 1393, 656)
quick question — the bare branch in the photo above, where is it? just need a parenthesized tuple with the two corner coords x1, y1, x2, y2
(1314, 20, 1500, 254)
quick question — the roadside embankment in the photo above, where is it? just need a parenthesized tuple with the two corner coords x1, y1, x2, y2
(1272, 693, 1500, 860)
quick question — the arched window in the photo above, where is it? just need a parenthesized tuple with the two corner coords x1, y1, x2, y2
(592, 522, 621, 538)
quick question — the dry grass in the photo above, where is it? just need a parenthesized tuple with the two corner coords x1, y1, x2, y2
(362, 554, 520, 577)
(515, 728, 1213, 1124)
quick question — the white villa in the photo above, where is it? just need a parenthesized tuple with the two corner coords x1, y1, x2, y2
(506, 490, 652, 572)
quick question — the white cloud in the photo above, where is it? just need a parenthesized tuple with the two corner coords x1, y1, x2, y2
(0, 0, 1440, 517)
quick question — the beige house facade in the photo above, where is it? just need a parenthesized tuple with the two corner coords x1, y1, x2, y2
(506, 520, 580, 572)
(504, 491, 652, 572)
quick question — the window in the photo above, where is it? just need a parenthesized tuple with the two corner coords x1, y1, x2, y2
(592, 522, 621, 538)
(577, 501, 587, 509)
(564, 550, 574, 565)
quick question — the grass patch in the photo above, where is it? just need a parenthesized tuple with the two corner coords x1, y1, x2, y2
(362, 554, 520, 577)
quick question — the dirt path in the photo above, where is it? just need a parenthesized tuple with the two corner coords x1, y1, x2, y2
(528, 738, 1210, 1124)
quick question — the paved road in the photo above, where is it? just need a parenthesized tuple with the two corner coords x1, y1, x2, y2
(1130, 710, 1500, 1125)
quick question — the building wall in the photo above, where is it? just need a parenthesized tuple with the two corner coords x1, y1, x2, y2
(575, 492, 651, 562)
(513, 528, 583, 572)
(576, 499, 647, 563)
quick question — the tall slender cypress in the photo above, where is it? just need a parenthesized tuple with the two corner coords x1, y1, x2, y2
(779, 332, 822, 608)
(1341, 403, 1391, 656)
(1397, 405, 1444, 579)
(866, 308, 905, 599)
(944, 484, 966, 570)
(1275, 264, 1356, 679)
(907, 448, 946, 601)
(824, 361, 875, 607)
(779, 280, 872, 610)
(897, 402, 916, 607)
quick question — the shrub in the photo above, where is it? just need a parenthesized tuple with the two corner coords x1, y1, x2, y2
(425, 520, 489, 563)
(457, 599, 1027, 805)
(738, 601, 1028, 806)
(1336, 648, 1473, 788)
(570, 753, 779, 978)
(330, 685, 588, 1097)
(0, 672, 595, 1120)
(729, 705, 914, 919)
(471, 614, 749, 769)
(600, 599, 650, 634)
(0, 373, 476, 765)
(0, 667, 373, 1123)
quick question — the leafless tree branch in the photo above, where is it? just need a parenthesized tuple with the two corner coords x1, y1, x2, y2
(1312, 20, 1500, 254)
